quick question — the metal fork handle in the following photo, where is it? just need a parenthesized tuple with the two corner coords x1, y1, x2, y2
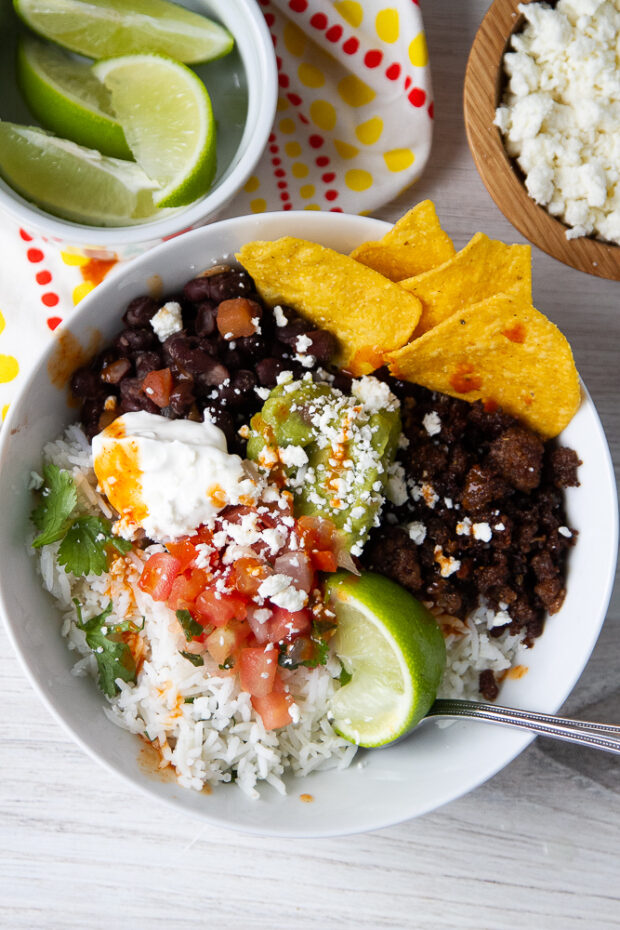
(428, 699, 620, 754)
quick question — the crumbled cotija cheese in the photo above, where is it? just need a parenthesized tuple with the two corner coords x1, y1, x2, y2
(150, 301, 184, 341)
(494, 0, 620, 244)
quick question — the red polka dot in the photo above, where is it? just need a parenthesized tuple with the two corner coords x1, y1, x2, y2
(283, 202, 293, 211)
(325, 190, 339, 201)
(310, 12, 327, 29)
(316, 156, 330, 167)
(289, 0, 307, 11)
(404, 76, 412, 90)
(264, 13, 275, 26)
(276, 56, 282, 69)
(269, 132, 276, 143)
(277, 181, 287, 189)
(269, 144, 279, 154)
(275, 169, 286, 178)
(280, 191, 290, 202)
(386, 63, 401, 81)
(287, 93, 302, 106)
(342, 37, 359, 54)
(36, 270, 52, 285)
(19, 228, 33, 241)
(272, 157, 281, 166)
(278, 73, 290, 88)
(321, 172, 336, 183)
(298, 114, 309, 124)
(42, 292, 59, 307)
(329, 207, 343, 213)
(47, 316, 62, 331)
(258, 0, 269, 5)
(364, 50, 383, 68)
(309, 134, 324, 148)
(325, 25, 342, 42)
(271, 34, 277, 47)
(408, 87, 426, 107)
(428, 102, 434, 119)
(27, 248, 44, 263)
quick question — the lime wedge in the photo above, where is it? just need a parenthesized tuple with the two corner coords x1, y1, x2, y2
(92, 54, 216, 208)
(326, 572, 446, 747)
(17, 36, 131, 160)
(13, 0, 234, 64)
(0, 122, 160, 225)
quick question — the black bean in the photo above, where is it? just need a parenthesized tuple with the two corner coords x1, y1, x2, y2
(232, 370, 256, 395)
(196, 359, 230, 388)
(332, 370, 353, 394)
(71, 365, 103, 398)
(276, 319, 308, 345)
(168, 381, 195, 416)
(195, 301, 217, 337)
(223, 348, 242, 370)
(184, 269, 254, 303)
(81, 396, 107, 438)
(114, 327, 157, 356)
(305, 330, 337, 364)
(256, 357, 285, 387)
(236, 334, 268, 359)
(101, 358, 131, 384)
(122, 295, 159, 328)
(203, 406, 235, 443)
(162, 334, 214, 374)
(119, 378, 159, 414)
(135, 350, 163, 379)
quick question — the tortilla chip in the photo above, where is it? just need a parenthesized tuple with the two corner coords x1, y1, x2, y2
(387, 292, 580, 438)
(399, 233, 532, 336)
(237, 237, 423, 375)
(350, 200, 456, 280)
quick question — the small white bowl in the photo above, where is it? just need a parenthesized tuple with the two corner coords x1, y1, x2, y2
(0, 212, 617, 837)
(0, 0, 277, 258)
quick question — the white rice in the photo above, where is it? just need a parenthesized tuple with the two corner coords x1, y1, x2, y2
(34, 427, 526, 798)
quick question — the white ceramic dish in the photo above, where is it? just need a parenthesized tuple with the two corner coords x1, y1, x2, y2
(0, 0, 277, 257)
(0, 212, 617, 837)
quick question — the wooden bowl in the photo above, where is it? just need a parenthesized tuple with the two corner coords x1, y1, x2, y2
(463, 0, 620, 280)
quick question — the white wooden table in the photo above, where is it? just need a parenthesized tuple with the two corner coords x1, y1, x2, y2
(1, 3, 619, 927)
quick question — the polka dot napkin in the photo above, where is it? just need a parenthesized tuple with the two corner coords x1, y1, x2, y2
(0, 0, 432, 424)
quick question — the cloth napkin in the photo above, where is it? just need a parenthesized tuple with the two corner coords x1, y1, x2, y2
(0, 0, 433, 423)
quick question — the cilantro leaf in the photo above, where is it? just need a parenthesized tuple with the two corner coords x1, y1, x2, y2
(338, 661, 352, 686)
(74, 599, 137, 698)
(176, 609, 202, 642)
(31, 464, 77, 548)
(180, 650, 204, 667)
(58, 516, 131, 576)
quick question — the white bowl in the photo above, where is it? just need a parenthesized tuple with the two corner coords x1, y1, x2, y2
(0, 212, 617, 837)
(0, 0, 277, 258)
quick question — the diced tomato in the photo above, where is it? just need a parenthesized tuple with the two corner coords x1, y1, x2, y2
(138, 552, 182, 601)
(246, 605, 272, 644)
(296, 515, 340, 552)
(142, 368, 172, 407)
(252, 688, 294, 729)
(189, 525, 214, 547)
(216, 298, 260, 339)
(239, 646, 278, 697)
(231, 557, 272, 596)
(266, 606, 311, 644)
(310, 549, 338, 573)
(273, 550, 314, 592)
(194, 586, 248, 627)
(165, 538, 199, 572)
(167, 568, 211, 611)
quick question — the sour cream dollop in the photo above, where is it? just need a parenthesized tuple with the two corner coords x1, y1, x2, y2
(92, 412, 259, 541)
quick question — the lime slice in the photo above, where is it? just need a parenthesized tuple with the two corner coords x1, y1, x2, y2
(0, 121, 160, 225)
(17, 36, 131, 160)
(13, 0, 234, 64)
(92, 54, 216, 208)
(326, 572, 446, 747)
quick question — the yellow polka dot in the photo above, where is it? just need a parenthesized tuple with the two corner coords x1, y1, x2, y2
(0, 309, 5, 336)
(72, 281, 95, 305)
(384, 148, 415, 172)
(299, 184, 315, 199)
(375, 8, 399, 43)
(283, 20, 307, 57)
(310, 99, 336, 132)
(298, 63, 325, 88)
(244, 175, 260, 193)
(334, 0, 363, 27)
(355, 117, 383, 145)
(334, 139, 359, 159)
(279, 118, 296, 134)
(285, 141, 302, 158)
(338, 75, 375, 108)
(409, 32, 429, 68)
(345, 169, 373, 192)
(1, 403, 9, 421)
(60, 250, 88, 267)
(250, 198, 267, 214)
(276, 97, 289, 112)
(292, 162, 309, 179)
(304, 204, 321, 211)
(0, 354, 19, 383)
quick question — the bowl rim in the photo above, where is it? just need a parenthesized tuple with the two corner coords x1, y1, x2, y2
(0, 211, 617, 836)
(463, 0, 620, 281)
(0, 0, 278, 246)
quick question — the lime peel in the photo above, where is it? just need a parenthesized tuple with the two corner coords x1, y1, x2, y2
(326, 571, 446, 748)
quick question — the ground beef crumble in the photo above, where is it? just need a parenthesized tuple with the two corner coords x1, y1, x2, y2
(362, 375, 580, 697)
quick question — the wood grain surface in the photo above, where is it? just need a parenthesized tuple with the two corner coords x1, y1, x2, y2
(464, 0, 620, 281)
(1, 2, 620, 928)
